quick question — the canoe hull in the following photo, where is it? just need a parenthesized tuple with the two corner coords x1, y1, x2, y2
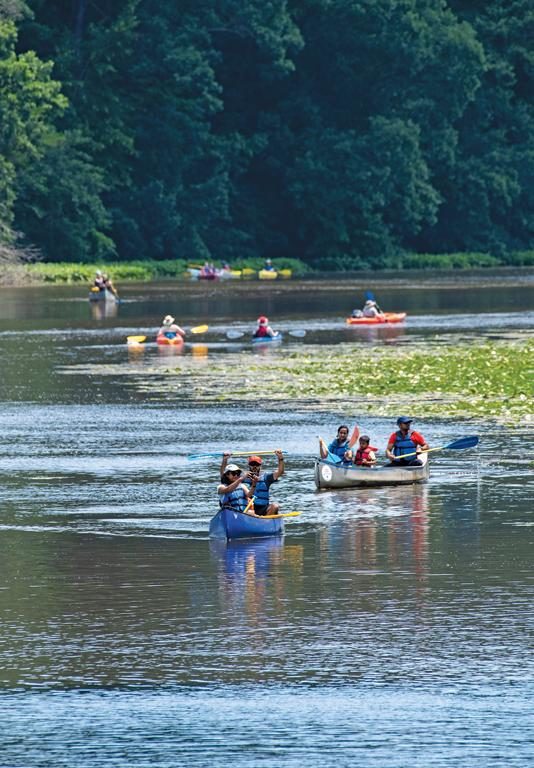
(346, 312, 407, 325)
(209, 509, 284, 540)
(251, 332, 283, 345)
(156, 334, 184, 346)
(88, 289, 117, 303)
(314, 454, 429, 488)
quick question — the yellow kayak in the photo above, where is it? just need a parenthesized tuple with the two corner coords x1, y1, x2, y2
(259, 270, 278, 280)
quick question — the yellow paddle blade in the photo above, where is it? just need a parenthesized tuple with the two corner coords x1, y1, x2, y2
(190, 325, 208, 334)
(261, 511, 302, 519)
(127, 335, 146, 344)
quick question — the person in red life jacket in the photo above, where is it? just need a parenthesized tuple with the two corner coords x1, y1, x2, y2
(386, 417, 429, 466)
(353, 435, 377, 467)
(253, 315, 277, 338)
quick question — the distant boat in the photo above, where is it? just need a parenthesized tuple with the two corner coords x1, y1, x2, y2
(88, 288, 118, 303)
(346, 312, 407, 325)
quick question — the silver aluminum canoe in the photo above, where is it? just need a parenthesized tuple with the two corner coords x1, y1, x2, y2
(314, 452, 429, 489)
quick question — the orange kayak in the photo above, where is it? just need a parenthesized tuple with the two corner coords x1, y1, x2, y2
(156, 333, 185, 346)
(346, 312, 407, 325)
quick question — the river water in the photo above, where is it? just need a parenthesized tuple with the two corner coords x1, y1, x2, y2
(0, 271, 533, 767)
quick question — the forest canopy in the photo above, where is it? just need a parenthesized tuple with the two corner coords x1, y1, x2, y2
(0, 0, 532, 267)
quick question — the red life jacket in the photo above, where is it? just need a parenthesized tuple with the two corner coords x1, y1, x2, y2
(254, 325, 268, 338)
(354, 446, 377, 465)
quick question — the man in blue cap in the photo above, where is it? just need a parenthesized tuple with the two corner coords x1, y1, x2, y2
(386, 417, 429, 465)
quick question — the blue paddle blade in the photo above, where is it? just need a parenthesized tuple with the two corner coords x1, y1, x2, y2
(447, 436, 479, 450)
(226, 330, 245, 339)
(188, 452, 222, 460)
(365, 290, 375, 300)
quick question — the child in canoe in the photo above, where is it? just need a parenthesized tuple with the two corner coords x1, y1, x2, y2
(353, 436, 377, 467)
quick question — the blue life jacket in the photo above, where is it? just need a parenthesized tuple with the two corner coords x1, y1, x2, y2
(393, 430, 417, 458)
(219, 486, 248, 512)
(243, 472, 275, 507)
(328, 439, 350, 460)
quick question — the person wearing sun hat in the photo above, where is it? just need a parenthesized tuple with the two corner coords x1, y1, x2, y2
(253, 315, 277, 339)
(158, 314, 185, 340)
(217, 462, 254, 515)
(386, 417, 429, 466)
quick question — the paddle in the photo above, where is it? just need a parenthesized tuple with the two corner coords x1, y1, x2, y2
(188, 450, 287, 460)
(393, 435, 479, 462)
(260, 511, 302, 519)
(242, 496, 256, 515)
(127, 335, 146, 344)
(318, 436, 342, 464)
(226, 329, 306, 339)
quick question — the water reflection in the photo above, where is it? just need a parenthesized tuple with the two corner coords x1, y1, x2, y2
(90, 300, 118, 321)
(345, 325, 406, 344)
(314, 484, 430, 576)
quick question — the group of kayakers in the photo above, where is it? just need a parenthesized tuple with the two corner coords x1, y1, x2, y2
(321, 417, 429, 468)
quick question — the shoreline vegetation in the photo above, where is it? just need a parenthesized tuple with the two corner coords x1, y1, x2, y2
(1, 251, 533, 285)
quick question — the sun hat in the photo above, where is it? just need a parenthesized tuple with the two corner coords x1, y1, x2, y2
(397, 416, 413, 425)
(162, 315, 175, 325)
(224, 463, 241, 473)
(257, 316, 268, 325)
(247, 455, 263, 465)
(95, 269, 103, 276)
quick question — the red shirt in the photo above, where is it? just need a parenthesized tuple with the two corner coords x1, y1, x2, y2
(388, 430, 426, 447)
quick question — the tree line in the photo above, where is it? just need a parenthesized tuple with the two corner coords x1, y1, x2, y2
(0, 0, 532, 268)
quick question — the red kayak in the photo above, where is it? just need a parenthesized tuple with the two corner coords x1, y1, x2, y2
(346, 312, 407, 325)
(156, 333, 185, 346)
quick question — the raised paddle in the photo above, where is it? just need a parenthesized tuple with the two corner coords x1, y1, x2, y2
(394, 436, 479, 462)
(188, 450, 287, 460)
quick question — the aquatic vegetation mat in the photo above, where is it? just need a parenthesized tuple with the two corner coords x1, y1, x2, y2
(64, 338, 533, 423)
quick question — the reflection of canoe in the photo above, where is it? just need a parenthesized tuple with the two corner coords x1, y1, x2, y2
(209, 508, 284, 540)
(314, 452, 429, 488)
(251, 332, 283, 345)
(88, 288, 118, 303)
(346, 312, 407, 325)
(259, 269, 278, 280)
(156, 333, 185, 346)
(210, 536, 283, 575)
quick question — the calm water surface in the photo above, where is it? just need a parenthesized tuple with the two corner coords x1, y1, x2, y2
(0, 272, 533, 767)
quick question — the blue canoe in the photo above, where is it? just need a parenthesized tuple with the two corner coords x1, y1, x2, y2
(251, 332, 283, 345)
(209, 508, 284, 540)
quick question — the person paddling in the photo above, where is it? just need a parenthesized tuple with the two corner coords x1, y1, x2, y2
(353, 435, 377, 467)
(158, 315, 185, 340)
(253, 315, 277, 339)
(386, 417, 429, 466)
(320, 424, 359, 464)
(242, 451, 285, 516)
(93, 270, 106, 291)
(102, 272, 119, 299)
(217, 463, 254, 516)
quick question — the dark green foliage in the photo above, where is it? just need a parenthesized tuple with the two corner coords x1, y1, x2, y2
(0, 1, 531, 266)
